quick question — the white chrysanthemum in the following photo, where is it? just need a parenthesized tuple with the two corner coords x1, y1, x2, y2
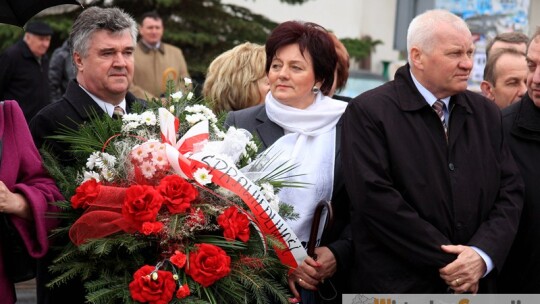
(156, 143, 167, 153)
(213, 127, 226, 139)
(86, 151, 101, 170)
(270, 198, 280, 212)
(189, 104, 219, 123)
(169, 105, 175, 113)
(171, 91, 183, 102)
(247, 141, 258, 152)
(144, 140, 160, 152)
(93, 155, 106, 169)
(122, 121, 142, 132)
(122, 113, 141, 122)
(83, 171, 100, 182)
(184, 77, 192, 85)
(140, 111, 157, 126)
(261, 182, 274, 194)
(260, 182, 280, 211)
(186, 92, 194, 100)
(185, 104, 207, 113)
(131, 146, 148, 163)
(100, 153, 117, 168)
(141, 161, 157, 179)
(193, 167, 213, 185)
(185, 113, 207, 125)
(152, 151, 169, 168)
(100, 167, 115, 182)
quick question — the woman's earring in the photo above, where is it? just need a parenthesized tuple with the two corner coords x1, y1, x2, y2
(312, 86, 320, 94)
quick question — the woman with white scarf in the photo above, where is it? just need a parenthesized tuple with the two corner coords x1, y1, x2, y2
(225, 21, 351, 304)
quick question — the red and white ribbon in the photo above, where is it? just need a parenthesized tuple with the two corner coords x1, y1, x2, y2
(158, 108, 307, 269)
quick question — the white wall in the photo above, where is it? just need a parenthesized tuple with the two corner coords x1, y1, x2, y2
(223, 0, 540, 77)
(531, 0, 540, 35)
(222, 0, 400, 75)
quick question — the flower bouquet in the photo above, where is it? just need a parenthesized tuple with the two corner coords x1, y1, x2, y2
(43, 82, 307, 304)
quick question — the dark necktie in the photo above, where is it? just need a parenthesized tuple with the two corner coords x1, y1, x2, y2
(112, 106, 124, 120)
(432, 99, 448, 138)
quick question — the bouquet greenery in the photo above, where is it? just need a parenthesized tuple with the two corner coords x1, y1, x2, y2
(43, 80, 303, 304)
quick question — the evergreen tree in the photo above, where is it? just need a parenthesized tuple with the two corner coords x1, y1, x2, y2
(0, 0, 310, 87)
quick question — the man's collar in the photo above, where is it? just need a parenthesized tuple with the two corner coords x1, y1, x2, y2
(78, 84, 127, 117)
(138, 40, 164, 54)
(410, 70, 450, 109)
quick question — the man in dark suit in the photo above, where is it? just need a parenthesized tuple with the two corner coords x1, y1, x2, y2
(499, 28, 540, 293)
(342, 9, 523, 294)
(29, 7, 141, 304)
(30, 7, 141, 166)
(0, 21, 53, 123)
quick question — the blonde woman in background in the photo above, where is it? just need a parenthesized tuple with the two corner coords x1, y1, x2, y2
(203, 42, 269, 114)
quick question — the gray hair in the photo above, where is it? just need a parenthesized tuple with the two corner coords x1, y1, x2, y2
(69, 7, 138, 59)
(407, 9, 470, 62)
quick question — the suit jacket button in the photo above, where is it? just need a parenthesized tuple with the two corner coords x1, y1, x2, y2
(448, 163, 455, 171)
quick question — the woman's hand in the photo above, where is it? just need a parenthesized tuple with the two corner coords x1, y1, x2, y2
(287, 246, 337, 299)
(0, 181, 32, 220)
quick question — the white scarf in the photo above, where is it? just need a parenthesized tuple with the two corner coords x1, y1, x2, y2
(264, 92, 347, 244)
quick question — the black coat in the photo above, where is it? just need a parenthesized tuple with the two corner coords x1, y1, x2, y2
(29, 80, 143, 304)
(0, 39, 51, 122)
(225, 104, 352, 303)
(499, 95, 540, 293)
(48, 41, 76, 102)
(342, 64, 524, 293)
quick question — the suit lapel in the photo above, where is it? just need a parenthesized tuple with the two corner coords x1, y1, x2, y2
(126, 92, 144, 114)
(254, 108, 284, 149)
(64, 81, 145, 120)
(447, 95, 472, 146)
(64, 82, 105, 120)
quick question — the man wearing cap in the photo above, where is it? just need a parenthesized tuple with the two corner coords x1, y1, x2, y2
(0, 21, 53, 122)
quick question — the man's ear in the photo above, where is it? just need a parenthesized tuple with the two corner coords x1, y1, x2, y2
(480, 80, 495, 101)
(73, 52, 83, 71)
(409, 47, 424, 70)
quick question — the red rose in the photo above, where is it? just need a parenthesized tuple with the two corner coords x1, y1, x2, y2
(71, 179, 101, 209)
(157, 175, 198, 214)
(217, 206, 250, 242)
(176, 283, 190, 299)
(141, 221, 164, 235)
(185, 243, 231, 287)
(122, 185, 163, 231)
(170, 250, 187, 269)
(129, 265, 176, 304)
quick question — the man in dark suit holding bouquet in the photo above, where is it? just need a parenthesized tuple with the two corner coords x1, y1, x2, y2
(342, 9, 523, 293)
(29, 7, 142, 304)
(31, 7, 141, 165)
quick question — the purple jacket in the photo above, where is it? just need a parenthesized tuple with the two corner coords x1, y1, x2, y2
(0, 100, 63, 303)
